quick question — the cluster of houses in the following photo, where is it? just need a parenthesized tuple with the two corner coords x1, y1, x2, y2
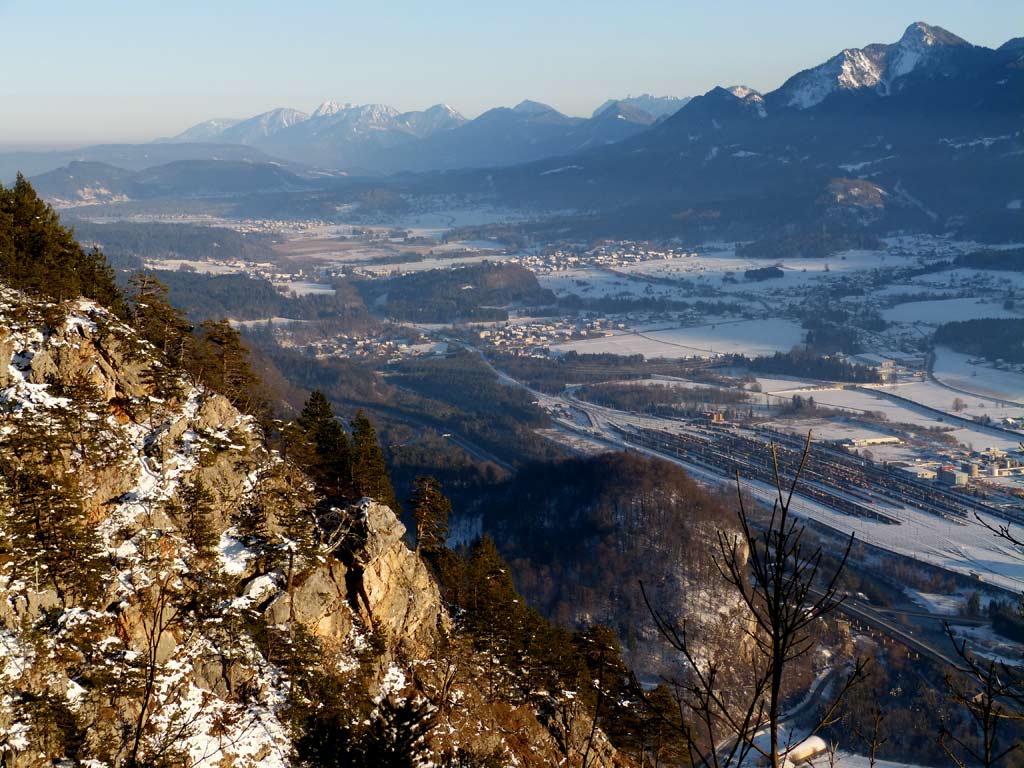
(476, 316, 623, 350)
(280, 333, 438, 361)
(514, 242, 697, 274)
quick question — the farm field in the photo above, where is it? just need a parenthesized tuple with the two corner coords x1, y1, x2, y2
(768, 385, 1021, 453)
(882, 296, 1020, 324)
(551, 318, 804, 359)
(932, 347, 1024, 404)
(878, 379, 1024, 422)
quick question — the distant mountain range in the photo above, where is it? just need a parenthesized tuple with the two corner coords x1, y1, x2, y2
(16, 22, 1023, 240)
(0, 142, 291, 184)
(446, 22, 1023, 238)
(161, 96, 677, 173)
(592, 94, 691, 118)
(29, 158, 316, 207)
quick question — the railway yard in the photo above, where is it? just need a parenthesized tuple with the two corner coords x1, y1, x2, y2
(525, 379, 1024, 597)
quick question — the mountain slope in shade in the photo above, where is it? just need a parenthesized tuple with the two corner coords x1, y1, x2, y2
(364, 99, 657, 173)
(25, 160, 136, 206)
(169, 102, 468, 170)
(394, 103, 467, 137)
(0, 143, 288, 185)
(30, 158, 318, 206)
(262, 102, 467, 168)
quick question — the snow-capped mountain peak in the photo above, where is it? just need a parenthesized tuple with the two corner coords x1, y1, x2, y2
(726, 85, 760, 99)
(898, 21, 968, 48)
(888, 21, 968, 79)
(168, 118, 242, 142)
(779, 47, 886, 109)
(395, 104, 467, 137)
(426, 103, 461, 117)
(311, 100, 354, 118)
(774, 21, 970, 110)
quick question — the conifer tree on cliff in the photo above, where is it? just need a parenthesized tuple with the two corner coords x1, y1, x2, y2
(0, 175, 123, 311)
(128, 273, 192, 367)
(295, 391, 352, 500)
(349, 410, 398, 512)
(192, 319, 266, 418)
(409, 476, 450, 554)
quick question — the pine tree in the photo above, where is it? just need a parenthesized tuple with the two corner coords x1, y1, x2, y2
(128, 272, 192, 369)
(178, 477, 217, 557)
(273, 469, 318, 568)
(0, 175, 125, 313)
(462, 536, 519, 648)
(295, 391, 352, 500)
(349, 410, 398, 511)
(409, 476, 450, 554)
(0, 421, 105, 604)
(361, 697, 436, 767)
(190, 319, 266, 417)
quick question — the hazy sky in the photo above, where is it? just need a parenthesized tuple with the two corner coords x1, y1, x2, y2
(2, 0, 1021, 146)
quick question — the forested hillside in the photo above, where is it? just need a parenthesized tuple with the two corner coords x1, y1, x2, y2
(935, 318, 1024, 364)
(355, 262, 555, 323)
(468, 452, 746, 675)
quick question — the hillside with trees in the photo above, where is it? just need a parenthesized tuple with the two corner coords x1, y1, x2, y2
(738, 349, 883, 382)
(355, 261, 555, 322)
(468, 452, 742, 675)
(69, 218, 277, 271)
(935, 318, 1024, 364)
(0, 174, 124, 311)
(954, 246, 1024, 272)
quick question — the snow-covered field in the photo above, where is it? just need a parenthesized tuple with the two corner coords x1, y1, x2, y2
(879, 379, 1024, 422)
(231, 316, 307, 328)
(826, 753, 929, 768)
(911, 267, 1024, 293)
(538, 267, 685, 300)
(273, 280, 336, 296)
(359, 252, 514, 275)
(761, 385, 1021, 453)
(620, 247, 906, 288)
(761, 417, 900, 445)
(932, 347, 1024, 404)
(755, 376, 832, 393)
(610, 421, 1024, 589)
(386, 206, 530, 235)
(883, 297, 1020, 324)
(907, 588, 996, 616)
(730, 461, 1024, 593)
(143, 258, 251, 275)
(551, 318, 804, 359)
(431, 238, 504, 252)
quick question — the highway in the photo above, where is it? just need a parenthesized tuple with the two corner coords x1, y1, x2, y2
(829, 594, 966, 671)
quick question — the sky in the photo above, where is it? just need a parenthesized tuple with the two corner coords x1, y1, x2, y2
(1, 0, 1021, 147)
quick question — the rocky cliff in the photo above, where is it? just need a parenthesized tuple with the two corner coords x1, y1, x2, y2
(0, 285, 624, 767)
